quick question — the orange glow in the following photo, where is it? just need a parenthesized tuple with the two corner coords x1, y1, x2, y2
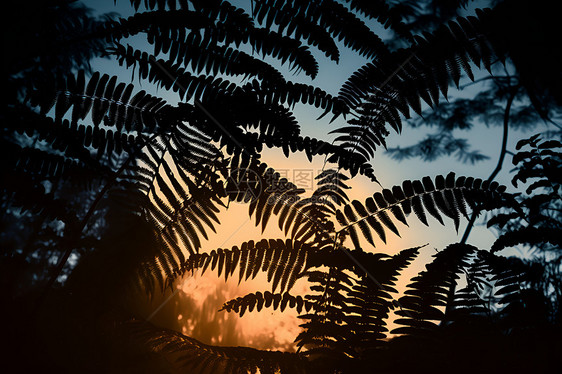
(141, 143, 486, 350)
(171, 148, 454, 350)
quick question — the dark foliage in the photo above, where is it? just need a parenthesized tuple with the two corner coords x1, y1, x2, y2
(2, 1, 561, 373)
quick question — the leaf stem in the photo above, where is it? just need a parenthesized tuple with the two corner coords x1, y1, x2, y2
(460, 86, 518, 244)
(443, 86, 518, 323)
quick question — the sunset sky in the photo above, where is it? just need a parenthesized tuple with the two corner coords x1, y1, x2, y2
(83, 0, 548, 351)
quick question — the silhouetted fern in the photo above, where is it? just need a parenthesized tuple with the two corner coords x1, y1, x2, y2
(4, 1, 561, 373)
(336, 172, 509, 248)
(392, 243, 477, 335)
(122, 318, 310, 374)
(487, 135, 562, 253)
(174, 238, 310, 293)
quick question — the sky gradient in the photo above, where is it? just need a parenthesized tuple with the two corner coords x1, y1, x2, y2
(82, 0, 551, 350)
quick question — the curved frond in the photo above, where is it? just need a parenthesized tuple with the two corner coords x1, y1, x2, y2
(173, 238, 311, 294)
(392, 243, 477, 335)
(220, 291, 314, 316)
(27, 70, 169, 132)
(336, 173, 510, 248)
(295, 245, 421, 356)
(334, 10, 503, 161)
(488, 135, 562, 253)
(122, 318, 310, 374)
(342, 0, 412, 40)
(254, 0, 390, 61)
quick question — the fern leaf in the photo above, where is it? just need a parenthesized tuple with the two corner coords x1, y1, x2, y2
(336, 174, 510, 246)
(392, 243, 477, 335)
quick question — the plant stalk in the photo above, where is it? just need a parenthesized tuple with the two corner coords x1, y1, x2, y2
(443, 86, 518, 323)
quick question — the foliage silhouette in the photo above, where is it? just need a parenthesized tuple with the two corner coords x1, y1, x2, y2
(2, 0, 561, 373)
(384, 0, 562, 165)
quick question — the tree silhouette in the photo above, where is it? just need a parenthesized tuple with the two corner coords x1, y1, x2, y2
(2, 0, 561, 373)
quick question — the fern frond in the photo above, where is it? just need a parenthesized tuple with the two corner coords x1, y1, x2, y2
(254, 0, 390, 61)
(450, 285, 489, 319)
(172, 238, 311, 293)
(342, 0, 412, 40)
(256, 80, 350, 116)
(126, 0, 185, 12)
(6, 105, 139, 160)
(295, 246, 421, 356)
(488, 135, 562, 254)
(111, 46, 242, 103)
(334, 10, 502, 161)
(392, 243, 477, 335)
(252, 0, 340, 62)
(122, 318, 309, 374)
(101, 8, 208, 41)
(220, 291, 315, 317)
(313, 169, 351, 207)
(466, 250, 531, 314)
(27, 70, 169, 132)
(106, 125, 226, 292)
(223, 155, 334, 243)
(492, 227, 562, 254)
(336, 173, 508, 248)
(111, 40, 285, 85)
(259, 133, 377, 181)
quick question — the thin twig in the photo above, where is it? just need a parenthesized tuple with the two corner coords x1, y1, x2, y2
(460, 86, 518, 244)
(442, 85, 518, 322)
